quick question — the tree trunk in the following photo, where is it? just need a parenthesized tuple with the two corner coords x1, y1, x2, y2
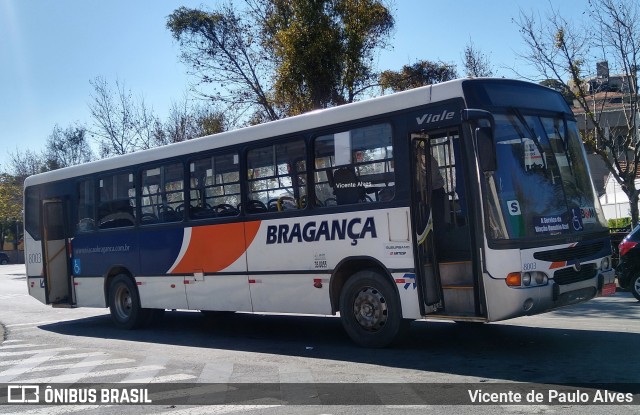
(628, 191, 640, 228)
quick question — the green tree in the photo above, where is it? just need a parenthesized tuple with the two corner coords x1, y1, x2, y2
(515, 0, 640, 224)
(167, 0, 394, 120)
(380, 60, 458, 93)
(265, 0, 394, 114)
(0, 173, 23, 250)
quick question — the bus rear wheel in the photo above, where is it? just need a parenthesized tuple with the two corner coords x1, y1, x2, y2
(339, 270, 404, 348)
(108, 274, 149, 329)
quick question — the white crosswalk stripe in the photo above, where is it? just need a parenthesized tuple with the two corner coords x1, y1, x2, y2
(5, 320, 72, 327)
(146, 405, 281, 415)
(0, 338, 305, 412)
(0, 405, 104, 415)
(198, 361, 235, 383)
(0, 350, 62, 382)
(120, 355, 169, 383)
(18, 364, 166, 384)
(0, 347, 75, 358)
(0, 351, 108, 367)
(0, 338, 201, 386)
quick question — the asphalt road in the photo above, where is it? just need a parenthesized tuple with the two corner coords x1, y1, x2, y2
(0, 263, 638, 414)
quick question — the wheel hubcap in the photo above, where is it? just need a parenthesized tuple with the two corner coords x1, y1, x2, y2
(353, 286, 388, 331)
(114, 285, 132, 320)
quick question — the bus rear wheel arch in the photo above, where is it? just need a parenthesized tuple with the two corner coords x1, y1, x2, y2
(338, 269, 405, 348)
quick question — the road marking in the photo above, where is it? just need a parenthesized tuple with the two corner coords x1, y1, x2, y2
(0, 343, 42, 349)
(17, 354, 112, 383)
(19, 364, 166, 383)
(198, 361, 234, 383)
(0, 405, 103, 415)
(143, 373, 197, 382)
(5, 320, 72, 327)
(0, 347, 75, 357)
(4, 357, 136, 376)
(119, 355, 169, 383)
(0, 351, 108, 367)
(147, 405, 280, 415)
(0, 350, 61, 382)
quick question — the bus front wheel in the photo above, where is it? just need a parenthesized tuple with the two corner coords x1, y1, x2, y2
(339, 270, 404, 348)
(108, 274, 149, 329)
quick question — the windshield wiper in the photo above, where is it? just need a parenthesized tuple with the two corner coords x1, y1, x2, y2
(509, 107, 547, 170)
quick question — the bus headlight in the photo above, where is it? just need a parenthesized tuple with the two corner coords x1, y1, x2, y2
(535, 272, 547, 285)
(506, 271, 548, 287)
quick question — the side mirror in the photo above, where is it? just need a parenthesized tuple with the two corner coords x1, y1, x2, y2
(476, 126, 497, 172)
(462, 109, 497, 173)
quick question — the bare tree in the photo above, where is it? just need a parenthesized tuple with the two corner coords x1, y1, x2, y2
(154, 94, 227, 146)
(515, 0, 640, 224)
(463, 39, 494, 78)
(8, 149, 46, 183)
(167, 4, 279, 122)
(44, 124, 93, 170)
(88, 76, 159, 157)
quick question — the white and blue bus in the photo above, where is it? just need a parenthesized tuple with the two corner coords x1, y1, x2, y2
(24, 78, 616, 347)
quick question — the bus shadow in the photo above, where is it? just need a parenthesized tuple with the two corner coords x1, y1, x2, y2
(38, 299, 640, 387)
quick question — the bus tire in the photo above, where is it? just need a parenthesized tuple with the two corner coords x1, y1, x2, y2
(339, 270, 403, 348)
(108, 274, 149, 329)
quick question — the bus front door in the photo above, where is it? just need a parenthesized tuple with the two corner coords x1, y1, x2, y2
(412, 131, 477, 318)
(42, 200, 73, 306)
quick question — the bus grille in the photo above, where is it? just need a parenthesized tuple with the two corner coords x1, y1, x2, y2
(533, 241, 605, 263)
(553, 264, 597, 285)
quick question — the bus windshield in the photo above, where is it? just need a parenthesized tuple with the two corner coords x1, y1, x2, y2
(483, 110, 608, 241)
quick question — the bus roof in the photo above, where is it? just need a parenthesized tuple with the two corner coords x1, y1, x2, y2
(24, 78, 505, 188)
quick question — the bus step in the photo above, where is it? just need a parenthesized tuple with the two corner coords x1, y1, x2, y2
(51, 303, 74, 308)
(439, 261, 473, 285)
(441, 285, 475, 315)
(426, 314, 485, 321)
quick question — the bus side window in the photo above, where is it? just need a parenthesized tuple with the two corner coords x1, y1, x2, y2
(98, 173, 136, 229)
(314, 123, 394, 207)
(76, 179, 95, 233)
(189, 152, 241, 219)
(246, 139, 306, 213)
(141, 163, 184, 224)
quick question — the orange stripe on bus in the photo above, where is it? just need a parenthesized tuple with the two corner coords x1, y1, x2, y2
(549, 261, 566, 269)
(171, 221, 262, 274)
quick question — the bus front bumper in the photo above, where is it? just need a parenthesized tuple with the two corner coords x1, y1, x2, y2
(483, 268, 616, 322)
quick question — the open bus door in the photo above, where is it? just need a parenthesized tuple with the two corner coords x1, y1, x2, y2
(42, 199, 73, 307)
(411, 131, 478, 318)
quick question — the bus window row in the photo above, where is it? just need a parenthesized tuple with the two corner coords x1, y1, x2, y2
(75, 122, 395, 232)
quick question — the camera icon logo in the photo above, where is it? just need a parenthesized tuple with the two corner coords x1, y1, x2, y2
(7, 385, 40, 403)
